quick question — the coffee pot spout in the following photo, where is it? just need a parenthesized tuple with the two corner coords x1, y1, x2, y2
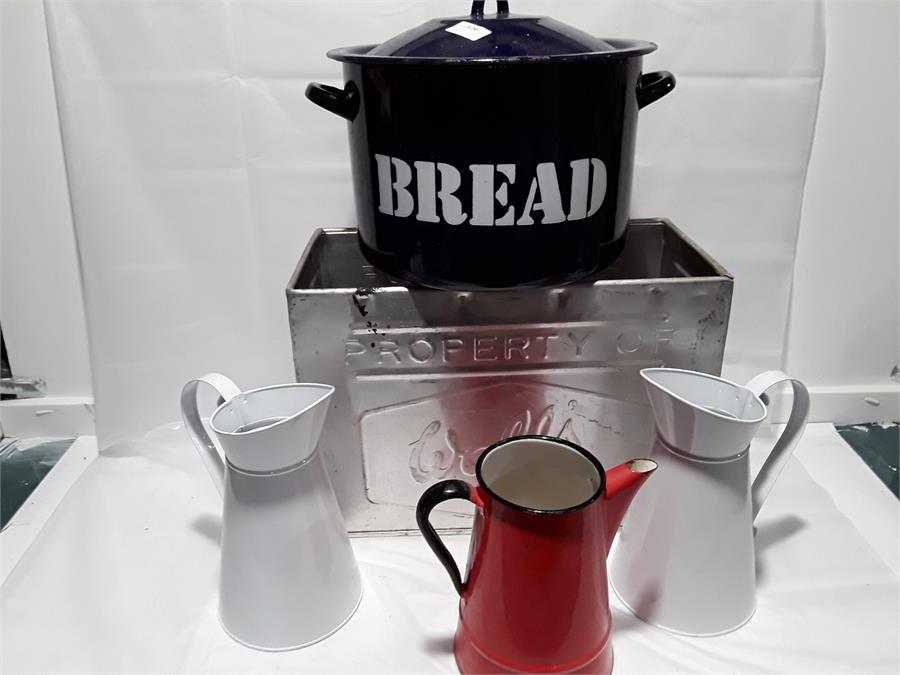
(603, 459, 657, 555)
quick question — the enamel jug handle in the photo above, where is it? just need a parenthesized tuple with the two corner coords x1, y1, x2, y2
(416, 480, 482, 595)
(745, 371, 810, 520)
(180, 373, 242, 497)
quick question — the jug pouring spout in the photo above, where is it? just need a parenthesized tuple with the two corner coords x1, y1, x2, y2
(182, 375, 336, 496)
(640, 368, 766, 459)
(639, 367, 810, 517)
(603, 459, 657, 555)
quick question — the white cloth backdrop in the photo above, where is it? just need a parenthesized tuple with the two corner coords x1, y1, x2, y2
(44, 0, 824, 445)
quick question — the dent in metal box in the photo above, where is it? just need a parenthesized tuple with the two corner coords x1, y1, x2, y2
(287, 219, 732, 534)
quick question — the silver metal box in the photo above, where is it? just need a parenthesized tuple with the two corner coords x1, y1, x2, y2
(287, 219, 732, 534)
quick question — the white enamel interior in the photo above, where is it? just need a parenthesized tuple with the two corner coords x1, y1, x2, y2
(480, 438, 601, 511)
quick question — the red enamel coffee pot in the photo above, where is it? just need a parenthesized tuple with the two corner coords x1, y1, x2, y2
(417, 435, 656, 674)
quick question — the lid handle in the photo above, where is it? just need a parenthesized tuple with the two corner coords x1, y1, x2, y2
(471, 1, 510, 18)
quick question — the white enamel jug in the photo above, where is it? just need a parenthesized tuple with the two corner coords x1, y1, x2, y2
(610, 368, 810, 636)
(181, 373, 362, 651)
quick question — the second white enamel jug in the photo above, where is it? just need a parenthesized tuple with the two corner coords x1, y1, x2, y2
(181, 374, 362, 651)
(610, 368, 810, 636)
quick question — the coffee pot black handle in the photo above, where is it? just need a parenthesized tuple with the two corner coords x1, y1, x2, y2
(471, 1, 510, 18)
(416, 479, 475, 595)
(305, 81, 360, 121)
(636, 71, 676, 109)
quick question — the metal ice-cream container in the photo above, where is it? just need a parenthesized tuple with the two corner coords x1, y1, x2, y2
(286, 219, 732, 534)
